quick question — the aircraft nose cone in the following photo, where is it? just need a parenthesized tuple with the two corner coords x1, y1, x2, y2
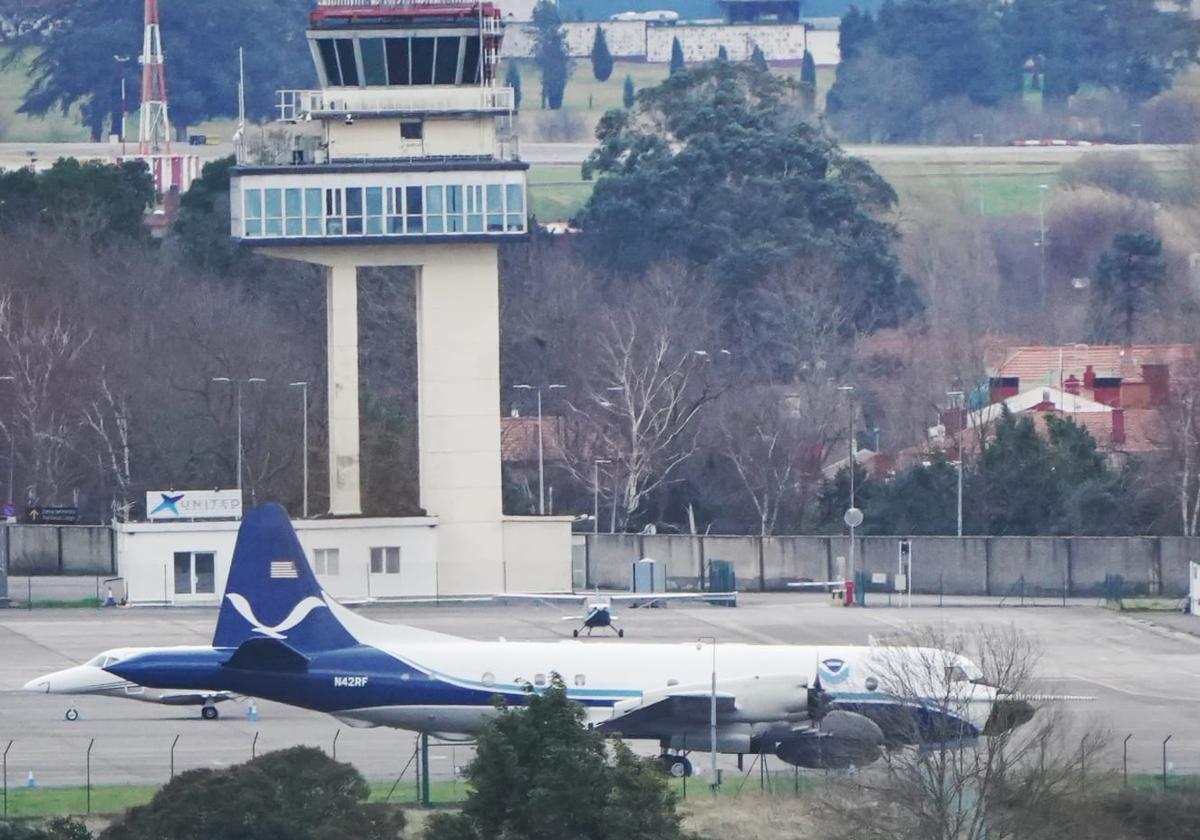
(984, 698, 1035, 735)
(22, 677, 50, 693)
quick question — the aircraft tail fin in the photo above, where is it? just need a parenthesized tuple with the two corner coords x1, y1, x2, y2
(213, 503, 357, 652)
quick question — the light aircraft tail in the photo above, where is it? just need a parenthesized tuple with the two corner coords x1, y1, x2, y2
(213, 503, 357, 653)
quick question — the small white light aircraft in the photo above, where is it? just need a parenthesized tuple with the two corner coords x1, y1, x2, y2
(23, 648, 236, 721)
(494, 591, 738, 638)
(91, 504, 1045, 777)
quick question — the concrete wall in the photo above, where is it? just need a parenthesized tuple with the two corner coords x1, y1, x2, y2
(3, 525, 113, 575)
(502, 516, 573, 592)
(502, 22, 840, 65)
(584, 534, 1200, 597)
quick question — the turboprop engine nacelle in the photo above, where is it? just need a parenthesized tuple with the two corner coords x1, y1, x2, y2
(774, 711, 885, 769)
(721, 673, 812, 722)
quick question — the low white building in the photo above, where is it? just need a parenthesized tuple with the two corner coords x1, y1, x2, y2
(115, 513, 574, 606)
(1191, 561, 1199, 616)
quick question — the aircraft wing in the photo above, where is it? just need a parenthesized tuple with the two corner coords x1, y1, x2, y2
(609, 592, 737, 606)
(154, 690, 238, 707)
(596, 689, 738, 734)
(491, 593, 589, 604)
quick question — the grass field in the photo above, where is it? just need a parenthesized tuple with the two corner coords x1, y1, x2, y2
(0, 48, 87, 142)
(527, 162, 1067, 222)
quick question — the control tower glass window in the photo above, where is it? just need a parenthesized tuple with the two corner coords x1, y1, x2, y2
(411, 37, 435, 85)
(434, 37, 460, 85)
(361, 38, 388, 86)
(386, 38, 411, 85)
(462, 36, 481, 84)
(336, 39, 359, 86)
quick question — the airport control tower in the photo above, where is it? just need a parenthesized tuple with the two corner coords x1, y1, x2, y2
(229, 0, 554, 594)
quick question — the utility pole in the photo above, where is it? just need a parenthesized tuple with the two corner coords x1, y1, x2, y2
(699, 636, 718, 791)
(837, 384, 857, 582)
(1038, 183, 1049, 303)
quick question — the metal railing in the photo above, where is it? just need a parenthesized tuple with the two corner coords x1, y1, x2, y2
(276, 86, 514, 122)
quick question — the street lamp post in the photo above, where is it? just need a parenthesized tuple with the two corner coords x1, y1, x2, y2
(947, 390, 965, 537)
(592, 458, 611, 536)
(837, 385, 856, 581)
(212, 377, 266, 500)
(290, 382, 309, 518)
(698, 636, 718, 791)
(512, 383, 565, 515)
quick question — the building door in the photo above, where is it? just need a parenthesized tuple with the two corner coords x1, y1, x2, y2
(173, 551, 216, 599)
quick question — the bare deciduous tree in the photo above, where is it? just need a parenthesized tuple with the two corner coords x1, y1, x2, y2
(568, 269, 722, 529)
(818, 625, 1107, 840)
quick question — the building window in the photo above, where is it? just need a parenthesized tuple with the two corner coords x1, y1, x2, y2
(365, 187, 384, 235)
(505, 184, 525, 231)
(284, 188, 303, 236)
(425, 185, 444, 233)
(405, 185, 423, 233)
(386, 37, 411, 85)
(486, 184, 503, 232)
(462, 35, 481, 84)
(317, 39, 342, 86)
(433, 36, 460, 85)
(173, 551, 215, 595)
(446, 185, 464, 232)
(534, 673, 546, 687)
(264, 188, 283, 236)
(370, 546, 401, 575)
(313, 548, 340, 576)
(360, 37, 388, 86)
(400, 120, 423, 141)
(244, 189, 262, 237)
(481, 672, 495, 686)
(305, 188, 322, 236)
(345, 187, 364, 235)
(334, 38, 359, 86)
(325, 188, 344, 235)
(410, 37, 435, 85)
(466, 184, 484, 233)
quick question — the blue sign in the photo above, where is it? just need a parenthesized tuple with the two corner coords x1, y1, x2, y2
(2, 502, 15, 518)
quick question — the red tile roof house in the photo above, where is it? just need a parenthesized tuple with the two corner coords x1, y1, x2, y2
(930, 344, 1196, 460)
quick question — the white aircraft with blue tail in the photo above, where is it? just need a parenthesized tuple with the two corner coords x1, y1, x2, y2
(97, 504, 1039, 777)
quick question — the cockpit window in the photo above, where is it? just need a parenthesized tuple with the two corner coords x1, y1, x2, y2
(946, 666, 971, 683)
(85, 654, 106, 667)
(102, 655, 122, 668)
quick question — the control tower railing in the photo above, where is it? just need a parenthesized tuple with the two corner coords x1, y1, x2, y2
(276, 86, 515, 121)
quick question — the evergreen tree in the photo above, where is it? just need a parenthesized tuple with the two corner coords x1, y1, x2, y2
(504, 61, 523, 110)
(800, 48, 817, 109)
(837, 5, 876, 64)
(718, 45, 729, 61)
(622, 74, 635, 108)
(669, 36, 685, 75)
(1089, 231, 1167, 345)
(531, 0, 570, 109)
(750, 44, 767, 72)
(423, 679, 690, 840)
(590, 25, 614, 82)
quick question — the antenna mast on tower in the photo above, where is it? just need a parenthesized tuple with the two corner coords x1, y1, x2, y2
(138, 0, 171, 155)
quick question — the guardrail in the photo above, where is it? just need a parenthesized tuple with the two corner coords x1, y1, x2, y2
(276, 87, 514, 121)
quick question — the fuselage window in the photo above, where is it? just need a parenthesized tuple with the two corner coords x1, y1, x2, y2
(481, 672, 495, 686)
(574, 674, 586, 687)
(534, 673, 546, 687)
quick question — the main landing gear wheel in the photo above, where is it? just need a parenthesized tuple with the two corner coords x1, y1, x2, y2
(617, 629, 625, 638)
(201, 706, 219, 721)
(573, 629, 579, 637)
(660, 754, 692, 778)
(64, 708, 79, 722)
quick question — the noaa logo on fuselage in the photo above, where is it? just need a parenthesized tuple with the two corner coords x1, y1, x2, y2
(819, 658, 850, 684)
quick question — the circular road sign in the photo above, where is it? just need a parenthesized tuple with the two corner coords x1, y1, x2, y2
(843, 507, 864, 528)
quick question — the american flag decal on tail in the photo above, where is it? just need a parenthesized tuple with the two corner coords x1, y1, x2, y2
(270, 560, 299, 579)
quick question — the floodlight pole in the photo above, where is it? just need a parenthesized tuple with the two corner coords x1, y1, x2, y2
(512, 383, 565, 515)
(212, 377, 266, 500)
(593, 459, 611, 536)
(0, 376, 14, 510)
